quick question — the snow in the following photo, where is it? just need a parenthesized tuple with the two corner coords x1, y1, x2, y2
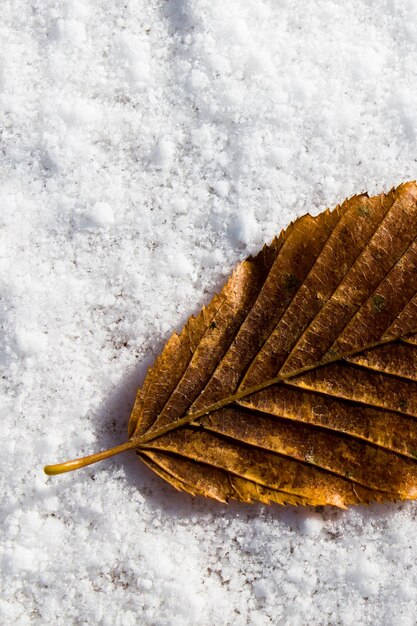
(2, 0, 417, 624)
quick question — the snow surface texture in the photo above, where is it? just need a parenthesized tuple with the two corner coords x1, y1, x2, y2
(2, 0, 417, 624)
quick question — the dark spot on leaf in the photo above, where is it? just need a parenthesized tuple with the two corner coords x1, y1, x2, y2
(372, 294, 385, 313)
(398, 398, 408, 411)
(357, 204, 370, 217)
(284, 273, 299, 292)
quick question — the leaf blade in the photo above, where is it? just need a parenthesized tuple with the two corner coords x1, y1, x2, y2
(127, 182, 417, 507)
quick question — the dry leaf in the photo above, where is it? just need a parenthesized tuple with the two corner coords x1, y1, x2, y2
(45, 181, 417, 508)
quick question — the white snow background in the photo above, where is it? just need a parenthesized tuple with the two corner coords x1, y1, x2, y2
(2, 0, 417, 624)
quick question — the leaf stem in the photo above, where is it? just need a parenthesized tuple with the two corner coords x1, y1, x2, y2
(44, 440, 139, 475)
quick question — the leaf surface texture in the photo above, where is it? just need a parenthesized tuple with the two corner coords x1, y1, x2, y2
(129, 182, 417, 507)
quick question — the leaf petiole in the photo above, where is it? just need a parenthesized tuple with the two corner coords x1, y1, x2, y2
(44, 440, 139, 475)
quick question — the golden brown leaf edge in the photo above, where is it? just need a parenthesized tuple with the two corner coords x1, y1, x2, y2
(45, 181, 417, 508)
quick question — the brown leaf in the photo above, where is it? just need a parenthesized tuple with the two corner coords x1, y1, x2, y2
(45, 182, 417, 508)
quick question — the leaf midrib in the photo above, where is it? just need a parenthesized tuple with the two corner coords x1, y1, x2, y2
(132, 330, 417, 447)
